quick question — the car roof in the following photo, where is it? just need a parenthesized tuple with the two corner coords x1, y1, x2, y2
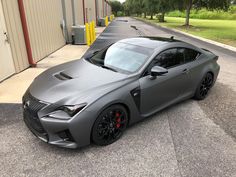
(118, 37, 181, 49)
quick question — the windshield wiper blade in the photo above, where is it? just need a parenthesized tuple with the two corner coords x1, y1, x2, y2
(101, 65, 117, 72)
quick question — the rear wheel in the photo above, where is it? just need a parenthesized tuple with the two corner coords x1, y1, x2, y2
(92, 105, 128, 146)
(194, 72, 213, 100)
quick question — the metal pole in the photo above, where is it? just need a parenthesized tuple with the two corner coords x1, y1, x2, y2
(61, 0, 69, 43)
(18, 0, 36, 67)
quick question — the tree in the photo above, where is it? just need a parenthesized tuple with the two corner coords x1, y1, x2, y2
(175, 0, 231, 26)
(109, 1, 123, 16)
(125, 0, 145, 17)
(156, 0, 175, 22)
(144, 0, 158, 19)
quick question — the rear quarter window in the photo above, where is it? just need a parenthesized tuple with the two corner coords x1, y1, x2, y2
(184, 48, 201, 63)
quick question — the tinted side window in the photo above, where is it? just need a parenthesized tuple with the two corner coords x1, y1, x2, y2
(184, 48, 200, 63)
(155, 48, 184, 69)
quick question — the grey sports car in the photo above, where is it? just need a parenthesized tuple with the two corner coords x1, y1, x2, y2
(23, 37, 220, 148)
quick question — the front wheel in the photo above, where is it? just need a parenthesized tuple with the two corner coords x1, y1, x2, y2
(194, 72, 214, 100)
(92, 105, 128, 146)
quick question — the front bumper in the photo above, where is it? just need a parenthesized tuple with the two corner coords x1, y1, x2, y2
(22, 92, 95, 149)
(23, 106, 79, 148)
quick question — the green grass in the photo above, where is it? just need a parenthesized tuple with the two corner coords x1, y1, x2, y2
(140, 16, 236, 47)
(167, 7, 236, 20)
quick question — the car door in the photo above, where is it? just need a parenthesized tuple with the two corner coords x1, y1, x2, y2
(139, 48, 191, 115)
(181, 48, 202, 94)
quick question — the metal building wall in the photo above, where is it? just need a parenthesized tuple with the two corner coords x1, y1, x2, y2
(1, 0, 101, 74)
(85, 0, 96, 23)
(104, 1, 107, 16)
(23, 0, 65, 62)
(107, 3, 111, 16)
(1, 0, 29, 72)
(97, 0, 104, 19)
(74, 0, 84, 25)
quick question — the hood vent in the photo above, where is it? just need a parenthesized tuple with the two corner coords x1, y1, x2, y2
(54, 72, 73, 81)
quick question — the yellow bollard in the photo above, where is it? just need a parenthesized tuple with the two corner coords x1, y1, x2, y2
(92, 21, 96, 42)
(85, 23, 90, 46)
(89, 22, 94, 44)
(105, 16, 108, 26)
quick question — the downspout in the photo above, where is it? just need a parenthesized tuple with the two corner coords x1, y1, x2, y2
(18, 0, 36, 67)
(61, 0, 70, 43)
(82, 0, 86, 24)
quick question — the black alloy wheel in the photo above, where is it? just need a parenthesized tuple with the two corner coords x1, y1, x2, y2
(195, 72, 213, 100)
(92, 105, 128, 146)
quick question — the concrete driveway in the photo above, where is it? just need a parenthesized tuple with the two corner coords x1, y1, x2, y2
(0, 17, 236, 177)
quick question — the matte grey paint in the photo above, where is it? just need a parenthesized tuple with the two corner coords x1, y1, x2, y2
(23, 37, 220, 148)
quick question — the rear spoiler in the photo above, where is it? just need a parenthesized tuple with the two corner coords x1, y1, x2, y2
(201, 48, 218, 60)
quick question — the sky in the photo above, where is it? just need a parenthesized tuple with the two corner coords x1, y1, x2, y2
(117, 0, 126, 3)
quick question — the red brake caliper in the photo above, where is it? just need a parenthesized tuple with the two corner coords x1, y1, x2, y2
(116, 112, 121, 128)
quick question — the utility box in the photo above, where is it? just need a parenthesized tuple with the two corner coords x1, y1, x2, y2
(72, 25, 86, 45)
(98, 18, 106, 27)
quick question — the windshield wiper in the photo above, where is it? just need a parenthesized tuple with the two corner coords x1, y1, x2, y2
(101, 65, 117, 72)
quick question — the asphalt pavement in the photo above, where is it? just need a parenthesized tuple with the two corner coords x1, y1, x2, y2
(1, 17, 236, 177)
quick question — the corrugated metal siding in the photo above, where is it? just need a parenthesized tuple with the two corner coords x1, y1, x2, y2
(1, 0, 29, 72)
(85, 0, 96, 22)
(108, 4, 111, 16)
(64, 0, 73, 41)
(1, 0, 104, 73)
(98, 0, 104, 18)
(103, 0, 106, 17)
(23, 0, 65, 62)
(74, 0, 84, 25)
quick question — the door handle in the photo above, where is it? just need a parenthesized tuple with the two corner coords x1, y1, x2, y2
(182, 68, 189, 74)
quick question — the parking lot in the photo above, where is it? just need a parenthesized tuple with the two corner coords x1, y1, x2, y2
(0, 17, 236, 177)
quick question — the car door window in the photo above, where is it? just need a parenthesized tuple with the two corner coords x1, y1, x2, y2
(183, 48, 200, 63)
(154, 48, 184, 69)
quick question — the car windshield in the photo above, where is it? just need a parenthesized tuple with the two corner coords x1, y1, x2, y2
(87, 42, 153, 74)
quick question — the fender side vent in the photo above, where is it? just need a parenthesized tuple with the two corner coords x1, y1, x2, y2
(54, 72, 73, 80)
(130, 87, 141, 111)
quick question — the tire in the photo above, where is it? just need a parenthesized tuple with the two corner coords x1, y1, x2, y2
(194, 72, 214, 100)
(92, 105, 128, 146)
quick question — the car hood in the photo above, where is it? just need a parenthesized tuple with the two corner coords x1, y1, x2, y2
(28, 59, 131, 104)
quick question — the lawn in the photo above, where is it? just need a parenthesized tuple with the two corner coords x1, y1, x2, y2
(140, 17, 236, 47)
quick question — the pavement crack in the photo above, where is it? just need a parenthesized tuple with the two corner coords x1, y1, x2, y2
(167, 112, 183, 177)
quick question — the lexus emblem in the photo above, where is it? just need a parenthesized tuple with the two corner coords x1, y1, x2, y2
(24, 101, 30, 109)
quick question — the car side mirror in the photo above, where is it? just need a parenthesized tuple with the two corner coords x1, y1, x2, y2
(150, 66, 168, 79)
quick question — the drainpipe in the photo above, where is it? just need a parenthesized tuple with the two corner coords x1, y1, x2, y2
(18, 0, 36, 67)
(82, 0, 86, 24)
(61, 0, 70, 43)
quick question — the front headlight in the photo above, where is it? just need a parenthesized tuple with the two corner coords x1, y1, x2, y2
(47, 103, 87, 120)
(58, 104, 87, 117)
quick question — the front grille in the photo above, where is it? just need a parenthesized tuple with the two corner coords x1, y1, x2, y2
(23, 91, 47, 117)
(23, 91, 47, 135)
(24, 109, 46, 134)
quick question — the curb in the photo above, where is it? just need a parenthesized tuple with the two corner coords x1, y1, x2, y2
(135, 17, 236, 53)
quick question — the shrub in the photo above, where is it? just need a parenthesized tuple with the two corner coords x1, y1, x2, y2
(166, 6, 236, 20)
(117, 11, 124, 17)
